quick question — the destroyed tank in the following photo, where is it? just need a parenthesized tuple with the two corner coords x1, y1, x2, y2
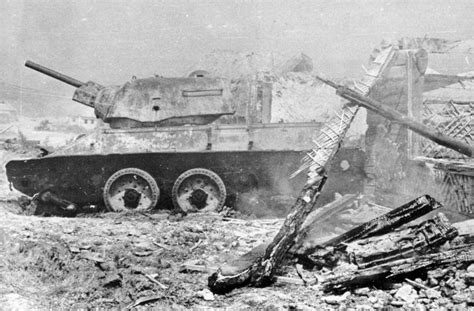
(5, 61, 365, 214)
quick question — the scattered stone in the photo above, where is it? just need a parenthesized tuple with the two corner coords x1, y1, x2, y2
(63, 227, 74, 234)
(428, 277, 439, 286)
(418, 297, 430, 304)
(80, 251, 105, 263)
(98, 261, 116, 271)
(243, 294, 267, 306)
(453, 279, 467, 291)
(438, 297, 450, 306)
(196, 289, 215, 301)
(78, 242, 92, 250)
(391, 300, 404, 307)
(103, 274, 122, 288)
(452, 292, 470, 304)
(425, 288, 441, 299)
(373, 290, 391, 303)
(132, 250, 153, 257)
(368, 296, 378, 304)
(133, 240, 155, 251)
(464, 272, 474, 285)
(354, 287, 370, 296)
(323, 295, 344, 305)
(130, 295, 163, 308)
(69, 246, 80, 253)
(323, 291, 350, 305)
(454, 302, 468, 310)
(395, 284, 417, 304)
(130, 265, 146, 274)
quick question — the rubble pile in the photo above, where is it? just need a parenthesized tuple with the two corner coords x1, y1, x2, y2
(297, 195, 474, 309)
(0, 194, 472, 309)
(310, 261, 474, 309)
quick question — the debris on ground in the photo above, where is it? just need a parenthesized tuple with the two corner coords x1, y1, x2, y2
(0, 193, 472, 309)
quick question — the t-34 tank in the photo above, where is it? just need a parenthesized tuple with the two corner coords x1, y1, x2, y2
(6, 61, 365, 215)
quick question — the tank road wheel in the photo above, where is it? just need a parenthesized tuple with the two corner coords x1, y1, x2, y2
(103, 168, 160, 212)
(172, 168, 226, 213)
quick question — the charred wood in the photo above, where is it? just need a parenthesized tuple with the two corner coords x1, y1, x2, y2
(207, 174, 327, 294)
(301, 195, 442, 267)
(339, 213, 458, 269)
(322, 240, 473, 293)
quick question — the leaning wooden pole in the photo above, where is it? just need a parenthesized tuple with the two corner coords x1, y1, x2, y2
(318, 76, 474, 157)
(208, 46, 398, 294)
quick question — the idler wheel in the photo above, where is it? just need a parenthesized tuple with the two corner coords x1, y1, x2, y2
(103, 168, 160, 212)
(172, 168, 226, 213)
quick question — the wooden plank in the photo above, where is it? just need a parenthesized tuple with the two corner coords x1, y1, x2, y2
(303, 194, 442, 258)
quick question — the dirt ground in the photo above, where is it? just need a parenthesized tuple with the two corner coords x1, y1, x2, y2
(0, 144, 472, 310)
(0, 198, 472, 310)
(0, 206, 294, 310)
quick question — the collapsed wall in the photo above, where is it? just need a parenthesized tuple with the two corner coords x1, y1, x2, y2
(421, 77, 473, 216)
(364, 38, 473, 216)
(364, 41, 430, 206)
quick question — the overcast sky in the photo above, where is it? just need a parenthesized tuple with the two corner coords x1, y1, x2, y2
(1, 0, 473, 113)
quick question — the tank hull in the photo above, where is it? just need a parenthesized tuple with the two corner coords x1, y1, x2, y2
(6, 148, 365, 213)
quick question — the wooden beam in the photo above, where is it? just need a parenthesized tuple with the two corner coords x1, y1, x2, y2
(318, 76, 474, 157)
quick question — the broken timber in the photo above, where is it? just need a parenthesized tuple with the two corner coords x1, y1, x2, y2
(302, 194, 443, 265)
(309, 211, 456, 270)
(317, 76, 474, 157)
(322, 232, 473, 293)
(346, 213, 458, 269)
(208, 46, 398, 294)
(299, 195, 470, 293)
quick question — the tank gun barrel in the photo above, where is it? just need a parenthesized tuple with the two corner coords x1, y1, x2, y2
(25, 60, 84, 88)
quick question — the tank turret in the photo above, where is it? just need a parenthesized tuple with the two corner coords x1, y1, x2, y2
(25, 61, 235, 128)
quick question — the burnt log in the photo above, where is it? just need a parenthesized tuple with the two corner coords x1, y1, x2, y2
(208, 174, 327, 294)
(302, 194, 442, 267)
(341, 213, 458, 269)
(322, 238, 473, 293)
